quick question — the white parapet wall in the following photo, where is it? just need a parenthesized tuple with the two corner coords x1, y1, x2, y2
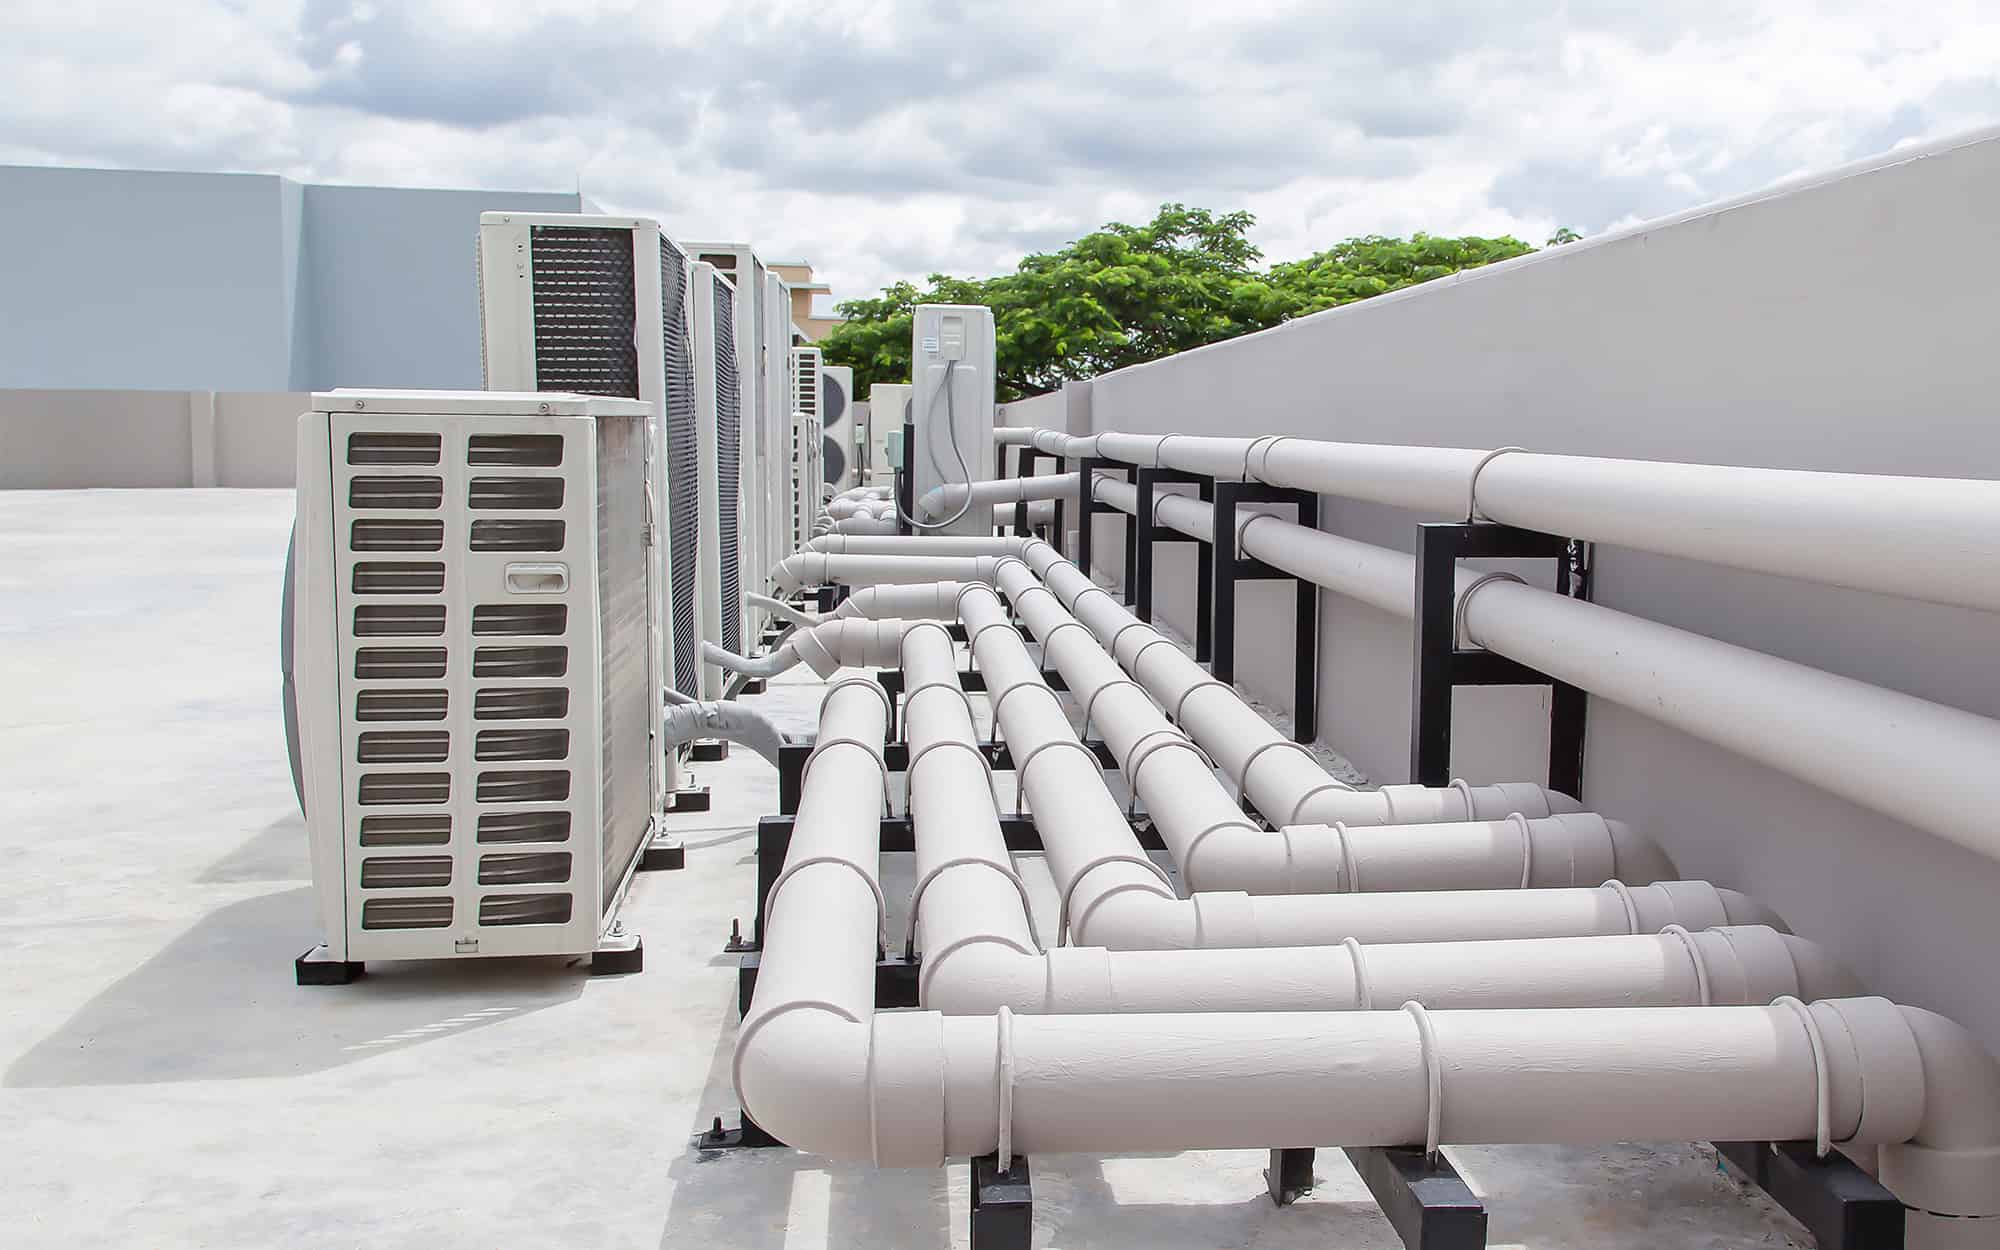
(0, 389, 304, 488)
(1074, 126, 2000, 1051)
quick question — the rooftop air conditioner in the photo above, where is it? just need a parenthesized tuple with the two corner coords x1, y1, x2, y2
(909, 304, 997, 535)
(691, 263, 749, 698)
(291, 389, 662, 980)
(762, 269, 796, 564)
(688, 243, 771, 636)
(820, 365, 856, 491)
(867, 383, 912, 487)
(790, 346, 824, 545)
(474, 212, 705, 716)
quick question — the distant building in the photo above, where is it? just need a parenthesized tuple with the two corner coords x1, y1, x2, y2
(0, 164, 593, 392)
(766, 261, 845, 341)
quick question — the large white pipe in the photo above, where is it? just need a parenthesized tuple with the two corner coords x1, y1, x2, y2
(833, 500, 1057, 535)
(907, 597, 1841, 1013)
(1207, 509, 2000, 866)
(1015, 544, 1584, 826)
(994, 426, 1038, 446)
(987, 560, 1673, 892)
(962, 581, 1761, 949)
(831, 582, 976, 621)
(738, 672, 2000, 1238)
(806, 534, 1029, 556)
(772, 552, 1012, 591)
(1067, 428, 2000, 616)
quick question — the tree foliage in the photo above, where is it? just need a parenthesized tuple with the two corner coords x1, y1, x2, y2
(818, 204, 1568, 400)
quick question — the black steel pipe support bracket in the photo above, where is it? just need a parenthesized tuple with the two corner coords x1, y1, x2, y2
(1211, 480, 1321, 744)
(1132, 465, 1215, 662)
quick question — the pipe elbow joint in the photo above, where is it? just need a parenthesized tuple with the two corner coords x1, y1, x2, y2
(1605, 818, 1678, 884)
(734, 1005, 875, 1162)
(1880, 1005, 2000, 1228)
(918, 939, 1049, 1015)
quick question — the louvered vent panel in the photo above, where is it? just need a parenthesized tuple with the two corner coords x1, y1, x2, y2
(362, 897, 453, 929)
(350, 476, 442, 510)
(472, 646, 566, 678)
(713, 279, 743, 653)
(351, 519, 444, 552)
(662, 238, 702, 696)
(469, 477, 564, 510)
(359, 814, 451, 846)
(354, 647, 447, 680)
(468, 434, 563, 466)
(474, 687, 570, 720)
(469, 519, 565, 551)
(478, 852, 572, 886)
(348, 432, 441, 465)
(527, 226, 639, 397)
(478, 894, 573, 926)
(354, 604, 445, 636)
(477, 810, 572, 844)
(593, 411, 653, 910)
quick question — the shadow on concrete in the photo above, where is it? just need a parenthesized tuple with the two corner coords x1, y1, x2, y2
(5, 886, 586, 1088)
(196, 811, 309, 883)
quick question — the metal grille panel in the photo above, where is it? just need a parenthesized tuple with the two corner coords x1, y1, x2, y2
(661, 238, 702, 696)
(712, 280, 743, 654)
(528, 226, 639, 397)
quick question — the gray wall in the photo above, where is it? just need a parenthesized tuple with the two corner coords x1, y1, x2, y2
(0, 168, 294, 391)
(296, 183, 582, 391)
(1081, 126, 2000, 1048)
(0, 165, 584, 393)
(0, 391, 302, 488)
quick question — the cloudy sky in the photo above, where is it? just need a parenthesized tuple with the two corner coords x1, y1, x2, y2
(6, 1, 1999, 307)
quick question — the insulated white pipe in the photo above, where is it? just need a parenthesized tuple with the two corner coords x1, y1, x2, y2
(747, 592, 818, 628)
(1198, 508, 2000, 866)
(990, 557, 1673, 891)
(963, 581, 1756, 949)
(833, 501, 1057, 535)
(660, 699, 791, 768)
(772, 552, 1011, 591)
(1014, 544, 1585, 826)
(830, 582, 975, 621)
(994, 426, 1037, 446)
(806, 535, 1030, 556)
(1067, 428, 2000, 615)
(738, 675, 2000, 1237)
(702, 618, 922, 679)
(916, 472, 1078, 519)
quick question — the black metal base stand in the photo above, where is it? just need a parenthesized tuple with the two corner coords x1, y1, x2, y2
(738, 679, 767, 695)
(1715, 1142, 1904, 1249)
(1213, 481, 1320, 743)
(1266, 1146, 1316, 1205)
(295, 945, 363, 986)
(589, 928, 643, 975)
(667, 785, 711, 813)
(1343, 1147, 1487, 1249)
(639, 832, 686, 871)
(689, 739, 728, 763)
(970, 1154, 1033, 1250)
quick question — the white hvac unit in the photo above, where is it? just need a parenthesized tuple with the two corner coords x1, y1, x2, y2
(789, 346, 825, 545)
(475, 212, 706, 716)
(819, 365, 857, 491)
(686, 243, 770, 634)
(851, 400, 872, 480)
(291, 389, 661, 978)
(762, 270, 795, 566)
(866, 382, 911, 487)
(690, 263, 749, 699)
(909, 304, 997, 535)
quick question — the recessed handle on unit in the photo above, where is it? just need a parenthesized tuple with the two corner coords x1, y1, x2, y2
(505, 563, 568, 594)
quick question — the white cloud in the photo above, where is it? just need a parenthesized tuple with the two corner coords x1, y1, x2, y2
(3, 0, 1997, 303)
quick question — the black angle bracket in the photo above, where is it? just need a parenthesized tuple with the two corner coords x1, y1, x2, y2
(1013, 445, 1067, 543)
(1132, 465, 1214, 662)
(1212, 480, 1321, 744)
(1074, 457, 1134, 603)
(1409, 522, 1591, 797)
(1343, 1146, 1488, 1250)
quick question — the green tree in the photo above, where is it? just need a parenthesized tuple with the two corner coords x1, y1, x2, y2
(818, 204, 1539, 401)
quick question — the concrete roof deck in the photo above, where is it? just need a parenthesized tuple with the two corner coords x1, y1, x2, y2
(0, 488, 1812, 1249)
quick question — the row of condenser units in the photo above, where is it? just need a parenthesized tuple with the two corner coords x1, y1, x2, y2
(289, 212, 865, 977)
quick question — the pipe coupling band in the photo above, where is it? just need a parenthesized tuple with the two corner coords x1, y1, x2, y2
(1464, 445, 1525, 522)
(1657, 924, 1712, 1006)
(1081, 678, 1151, 740)
(803, 735, 894, 814)
(1403, 1000, 1445, 1159)
(1036, 618, 1095, 657)
(1773, 995, 1834, 1156)
(904, 679, 978, 732)
(1107, 619, 1153, 661)
(903, 737, 996, 816)
(1341, 936, 1373, 1010)
(1170, 678, 1235, 725)
(1600, 878, 1642, 934)
(1126, 635, 1186, 676)
(1237, 738, 1324, 802)
(966, 619, 1023, 655)
(1243, 434, 1290, 484)
(1011, 738, 1103, 817)
(904, 856, 1040, 959)
(818, 675, 895, 729)
(987, 679, 1067, 746)
(764, 854, 889, 953)
(1058, 852, 1177, 945)
(1453, 573, 1526, 648)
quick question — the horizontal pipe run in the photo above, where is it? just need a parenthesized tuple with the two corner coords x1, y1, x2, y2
(1062, 427, 2000, 615)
